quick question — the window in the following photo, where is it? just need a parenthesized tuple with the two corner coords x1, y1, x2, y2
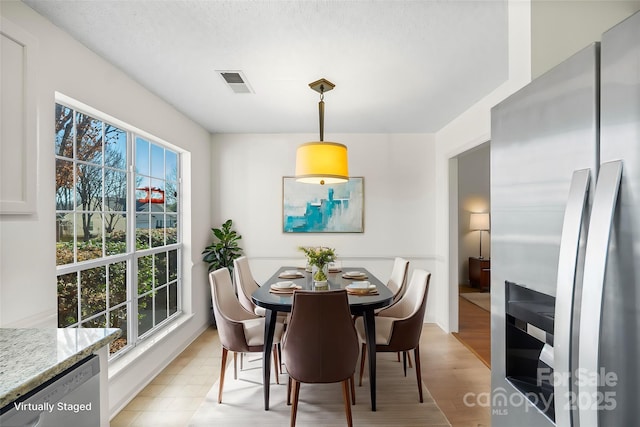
(55, 102, 181, 357)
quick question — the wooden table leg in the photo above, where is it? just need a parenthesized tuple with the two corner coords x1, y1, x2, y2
(362, 309, 377, 411)
(262, 309, 277, 410)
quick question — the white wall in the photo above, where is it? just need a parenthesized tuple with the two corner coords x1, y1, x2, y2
(210, 1, 534, 334)
(435, 1, 640, 333)
(457, 142, 491, 284)
(0, 1, 212, 417)
(434, 0, 532, 332)
(211, 133, 439, 320)
(531, 0, 640, 78)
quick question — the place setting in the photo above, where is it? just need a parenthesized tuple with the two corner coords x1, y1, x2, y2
(345, 281, 378, 296)
(269, 280, 302, 294)
(342, 270, 368, 280)
(328, 261, 342, 273)
(278, 269, 305, 279)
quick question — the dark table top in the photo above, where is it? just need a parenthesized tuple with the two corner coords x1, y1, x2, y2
(252, 266, 394, 314)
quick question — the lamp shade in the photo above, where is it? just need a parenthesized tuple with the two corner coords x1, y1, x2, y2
(469, 213, 490, 231)
(295, 141, 349, 185)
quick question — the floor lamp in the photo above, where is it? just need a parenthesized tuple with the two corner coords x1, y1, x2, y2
(470, 213, 490, 259)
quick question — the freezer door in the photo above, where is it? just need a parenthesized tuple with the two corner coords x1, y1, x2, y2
(594, 10, 640, 427)
(578, 161, 622, 427)
(554, 168, 591, 427)
(491, 44, 599, 427)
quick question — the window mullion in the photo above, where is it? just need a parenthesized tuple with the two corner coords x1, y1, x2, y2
(152, 255, 156, 329)
(102, 121, 106, 259)
(73, 112, 78, 265)
(75, 270, 81, 327)
(128, 131, 138, 343)
(130, 255, 139, 344)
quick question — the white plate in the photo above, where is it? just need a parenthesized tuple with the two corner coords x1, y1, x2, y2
(272, 281, 295, 289)
(282, 270, 301, 276)
(346, 282, 375, 290)
(346, 271, 365, 276)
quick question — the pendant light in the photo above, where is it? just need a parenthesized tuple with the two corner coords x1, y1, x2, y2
(295, 78, 349, 185)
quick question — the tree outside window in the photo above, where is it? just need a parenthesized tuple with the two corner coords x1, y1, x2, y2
(55, 102, 181, 357)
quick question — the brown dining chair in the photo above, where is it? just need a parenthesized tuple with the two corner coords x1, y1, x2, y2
(209, 267, 284, 403)
(355, 269, 431, 403)
(283, 290, 360, 427)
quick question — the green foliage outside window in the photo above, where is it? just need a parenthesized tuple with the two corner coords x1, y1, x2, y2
(57, 228, 178, 354)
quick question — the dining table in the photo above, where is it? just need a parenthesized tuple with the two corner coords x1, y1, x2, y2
(252, 266, 394, 412)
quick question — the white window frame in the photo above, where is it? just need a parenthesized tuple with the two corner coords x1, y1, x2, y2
(54, 94, 183, 360)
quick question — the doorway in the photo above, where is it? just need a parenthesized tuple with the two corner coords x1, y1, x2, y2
(452, 142, 491, 367)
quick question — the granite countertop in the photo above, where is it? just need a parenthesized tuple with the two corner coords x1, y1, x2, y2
(0, 328, 121, 408)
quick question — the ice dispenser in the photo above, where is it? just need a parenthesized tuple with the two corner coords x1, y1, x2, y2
(505, 281, 556, 422)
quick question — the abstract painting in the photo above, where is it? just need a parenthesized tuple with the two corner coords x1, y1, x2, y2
(283, 177, 364, 233)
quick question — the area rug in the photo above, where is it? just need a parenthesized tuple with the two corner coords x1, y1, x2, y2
(460, 292, 491, 312)
(189, 353, 451, 426)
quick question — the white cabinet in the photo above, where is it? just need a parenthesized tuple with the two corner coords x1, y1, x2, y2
(1, 17, 37, 214)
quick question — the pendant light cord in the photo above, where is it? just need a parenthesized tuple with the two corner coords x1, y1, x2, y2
(318, 86, 325, 142)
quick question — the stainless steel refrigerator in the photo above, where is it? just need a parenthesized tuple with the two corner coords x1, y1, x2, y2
(490, 11, 639, 427)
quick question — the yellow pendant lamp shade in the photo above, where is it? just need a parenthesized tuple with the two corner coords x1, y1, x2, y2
(295, 141, 349, 185)
(295, 78, 349, 185)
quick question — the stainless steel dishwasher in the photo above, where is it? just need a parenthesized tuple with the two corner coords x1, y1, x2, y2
(0, 355, 100, 427)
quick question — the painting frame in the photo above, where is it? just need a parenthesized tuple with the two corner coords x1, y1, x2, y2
(282, 177, 364, 233)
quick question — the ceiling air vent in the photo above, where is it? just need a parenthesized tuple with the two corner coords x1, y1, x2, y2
(217, 70, 254, 94)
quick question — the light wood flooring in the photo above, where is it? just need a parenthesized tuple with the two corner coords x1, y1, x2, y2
(453, 285, 491, 367)
(111, 324, 491, 427)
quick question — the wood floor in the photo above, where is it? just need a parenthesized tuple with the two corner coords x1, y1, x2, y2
(111, 324, 491, 427)
(453, 285, 491, 368)
(419, 325, 491, 427)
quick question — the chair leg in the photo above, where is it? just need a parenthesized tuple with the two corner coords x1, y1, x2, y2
(342, 379, 353, 427)
(358, 343, 367, 386)
(290, 379, 300, 427)
(278, 343, 283, 374)
(397, 351, 401, 362)
(287, 377, 292, 406)
(234, 352, 238, 380)
(273, 345, 280, 385)
(402, 351, 407, 377)
(349, 374, 356, 405)
(218, 348, 228, 404)
(414, 346, 424, 403)
(407, 351, 413, 368)
(240, 352, 244, 370)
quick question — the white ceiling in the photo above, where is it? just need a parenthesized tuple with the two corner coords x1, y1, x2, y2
(23, 0, 509, 134)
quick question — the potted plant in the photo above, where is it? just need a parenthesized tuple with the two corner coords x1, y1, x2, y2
(299, 246, 336, 286)
(202, 220, 243, 327)
(202, 219, 243, 274)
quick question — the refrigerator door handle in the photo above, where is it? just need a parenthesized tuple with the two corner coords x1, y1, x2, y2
(578, 160, 623, 427)
(554, 168, 591, 427)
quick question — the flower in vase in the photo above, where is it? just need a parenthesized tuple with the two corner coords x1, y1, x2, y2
(298, 246, 336, 282)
